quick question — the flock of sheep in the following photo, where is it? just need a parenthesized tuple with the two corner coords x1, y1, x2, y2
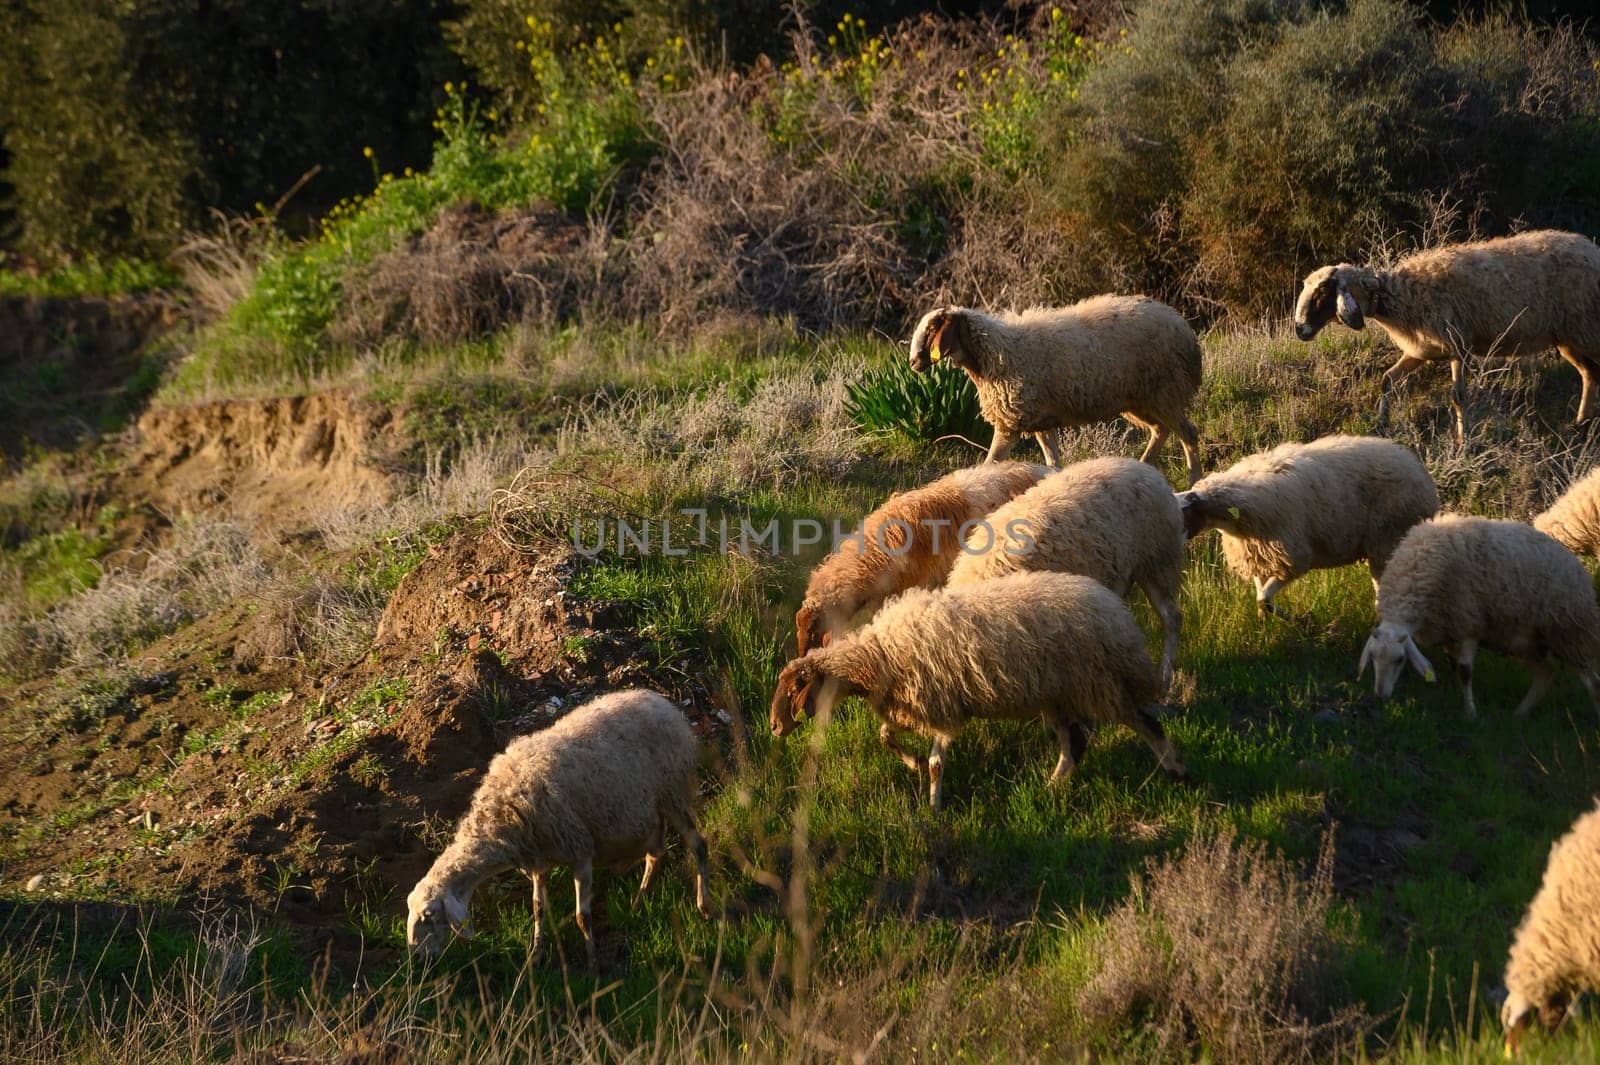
(405, 228, 1600, 1052)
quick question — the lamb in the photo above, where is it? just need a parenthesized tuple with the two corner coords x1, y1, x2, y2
(795, 461, 1048, 654)
(770, 571, 1188, 810)
(1358, 514, 1600, 719)
(405, 689, 711, 967)
(1534, 465, 1600, 557)
(946, 457, 1185, 688)
(1293, 230, 1600, 444)
(908, 296, 1205, 485)
(1501, 800, 1600, 1054)
(1176, 435, 1438, 617)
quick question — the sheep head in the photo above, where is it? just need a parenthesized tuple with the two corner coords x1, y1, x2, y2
(909, 307, 977, 373)
(770, 656, 830, 736)
(794, 603, 836, 656)
(1174, 490, 1243, 540)
(1501, 987, 1571, 1055)
(1357, 620, 1435, 698)
(1294, 265, 1369, 339)
(405, 881, 473, 957)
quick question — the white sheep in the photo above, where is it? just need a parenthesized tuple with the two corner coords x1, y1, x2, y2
(1502, 799, 1600, 1054)
(908, 296, 1205, 485)
(1293, 230, 1600, 443)
(1177, 435, 1438, 617)
(795, 461, 1047, 654)
(770, 571, 1187, 810)
(1359, 514, 1600, 719)
(946, 456, 1185, 688)
(1534, 465, 1600, 558)
(406, 689, 711, 967)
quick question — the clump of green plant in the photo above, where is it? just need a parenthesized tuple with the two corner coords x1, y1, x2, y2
(844, 356, 986, 444)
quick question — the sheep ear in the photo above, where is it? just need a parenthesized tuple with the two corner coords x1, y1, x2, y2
(1357, 635, 1374, 679)
(443, 894, 474, 938)
(1403, 634, 1435, 682)
(770, 668, 800, 735)
(928, 314, 954, 363)
(819, 629, 832, 648)
(795, 608, 816, 656)
(1336, 285, 1365, 330)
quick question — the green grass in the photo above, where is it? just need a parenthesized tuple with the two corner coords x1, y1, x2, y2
(0, 258, 178, 298)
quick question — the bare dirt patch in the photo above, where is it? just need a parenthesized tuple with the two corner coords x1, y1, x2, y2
(126, 391, 402, 534)
(0, 528, 719, 964)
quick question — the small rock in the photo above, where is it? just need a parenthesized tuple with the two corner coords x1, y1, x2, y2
(714, 709, 732, 725)
(24, 874, 45, 892)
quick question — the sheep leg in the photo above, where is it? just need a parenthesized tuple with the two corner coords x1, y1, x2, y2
(1140, 576, 1182, 691)
(664, 800, 714, 918)
(1457, 639, 1478, 720)
(878, 721, 927, 773)
(1130, 706, 1188, 780)
(986, 428, 1022, 463)
(1449, 357, 1470, 444)
(1254, 577, 1286, 619)
(529, 870, 548, 963)
(573, 859, 597, 970)
(1034, 429, 1064, 468)
(1137, 423, 1170, 468)
(1177, 418, 1204, 487)
(1557, 346, 1600, 424)
(1513, 660, 1555, 718)
(1048, 719, 1089, 783)
(1375, 354, 1429, 430)
(638, 853, 662, 898)
(926, 736, 951, 811)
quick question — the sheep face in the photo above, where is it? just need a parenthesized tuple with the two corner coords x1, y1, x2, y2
(1294, 266, 1366, 339)
(1502, 988, 1570, 1053)
(405, 882, 472, 957)
(1175, 490, 1242, 540)
(770, 658, 821, 736)
(909, 308, 973, 373)
(794, 603, 836, 656)
(1357, 621, 1436, 698)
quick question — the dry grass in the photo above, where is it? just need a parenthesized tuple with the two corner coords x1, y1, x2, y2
(1077, 826, 1372, 1064)
(5, 517, 267, 672)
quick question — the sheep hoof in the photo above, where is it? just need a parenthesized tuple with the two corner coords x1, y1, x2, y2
(1164, 763, 1190, 782)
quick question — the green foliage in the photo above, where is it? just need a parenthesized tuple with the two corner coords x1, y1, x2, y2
(1047, 0, 1600, 313)
(0, 258, 178, 298)
(845, 356, 986, 444)
(8, 526, 110, 611)
(0, 0, 459, 265)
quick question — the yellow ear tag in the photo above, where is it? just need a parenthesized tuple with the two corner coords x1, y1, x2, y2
(930, 340, 943, 363)
(1228, 506, 1241, 519)
(1423, 667, 1436, 683)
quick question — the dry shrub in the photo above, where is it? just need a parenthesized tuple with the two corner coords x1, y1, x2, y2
(333, 201, 606, 348)
(624, 70, 917, 332)
(10, 517, 268, 671)
(1077, 826, 1371, 1064)
(172, 212, 272, 324)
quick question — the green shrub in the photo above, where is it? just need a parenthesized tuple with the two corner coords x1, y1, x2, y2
(0, 0, 459, 265)
(844, 356, 986, 444)
(1045, 0, 1600, 316)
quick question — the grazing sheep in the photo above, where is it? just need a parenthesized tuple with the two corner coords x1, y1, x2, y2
(1358, 515, 1600, 719)
(795, 461, 1048, 655)
(406, 689, 711, 967)
(770, 571, 1188, 810)
(947, 457, 1185, 688)
(1502, 800, 1600, 1054)
(908, 296, 1205, 485)
(1293, 230, 1600, 443)
(1177, 435, 1438, 617)
(1535, 465, 1600, 558)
